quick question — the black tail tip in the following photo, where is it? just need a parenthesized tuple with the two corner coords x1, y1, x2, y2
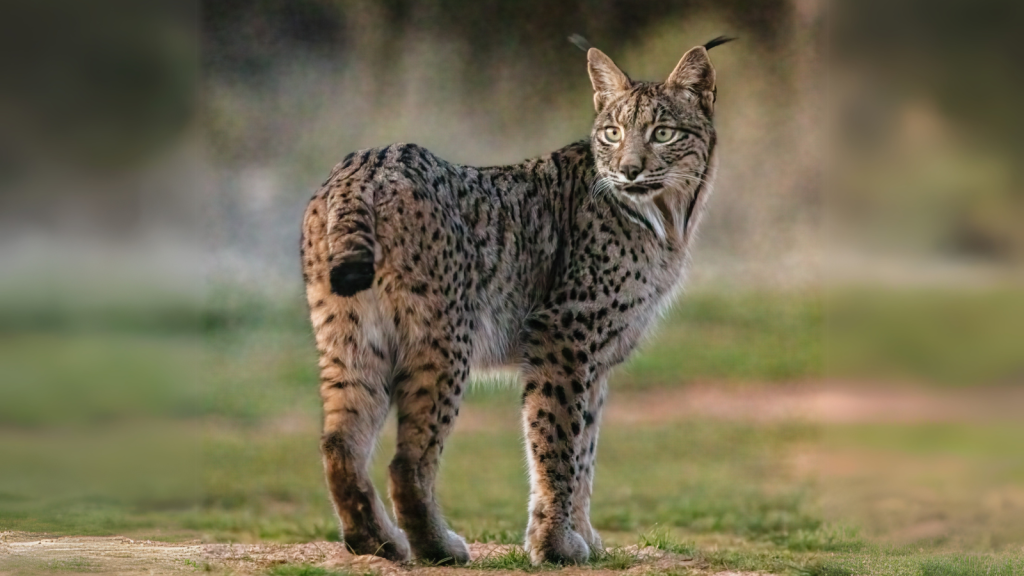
(704, 36, 738, 51)
(330, 261, 375, 297)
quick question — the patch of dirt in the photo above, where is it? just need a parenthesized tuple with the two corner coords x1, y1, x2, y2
(603, 383, 1024, 426)
(367, 382, 1024, 436)
(455, 383, 1024, 433)
(0, 533, 204, 575)
(0, 534, 746, 576)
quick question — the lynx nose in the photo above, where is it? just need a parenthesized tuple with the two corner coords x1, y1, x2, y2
(620, 164, 642, 181)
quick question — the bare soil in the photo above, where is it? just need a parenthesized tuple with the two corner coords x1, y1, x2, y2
(458, 383, 1024, 432)
(602, 382, 1024, 425)
(0, 535, 722, 576)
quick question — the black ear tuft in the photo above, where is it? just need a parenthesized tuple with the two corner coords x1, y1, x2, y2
(568, 33, 592, 52)
(703, 36, 737, 51)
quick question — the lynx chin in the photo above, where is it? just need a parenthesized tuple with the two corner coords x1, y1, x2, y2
(300, 38, 731, 565)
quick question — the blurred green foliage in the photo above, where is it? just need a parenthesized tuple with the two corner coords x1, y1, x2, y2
(622, 291, 824, 386)
(826, 289, 1024, 386)
(4, 288, 1020, 429)
(2, 288, 1022, 431)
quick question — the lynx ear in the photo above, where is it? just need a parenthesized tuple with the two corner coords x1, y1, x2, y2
(665, 46, 717, 114)
(587, 48, 631, 112)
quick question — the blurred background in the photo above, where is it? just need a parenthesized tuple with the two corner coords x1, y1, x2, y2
(1, 0, 1023, 573)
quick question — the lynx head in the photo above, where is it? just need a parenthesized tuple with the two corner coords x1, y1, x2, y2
(587, 39, 728, 203)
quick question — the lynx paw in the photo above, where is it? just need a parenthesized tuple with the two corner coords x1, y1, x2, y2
(577, 524, 603, 555)
(528, 527, 590, 565)
(343, 526, 411, 562)
(412, 529, 470, 565)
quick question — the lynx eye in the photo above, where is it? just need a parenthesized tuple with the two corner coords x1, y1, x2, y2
(653, 127, 677, 143)
(602, 126, 622, 143)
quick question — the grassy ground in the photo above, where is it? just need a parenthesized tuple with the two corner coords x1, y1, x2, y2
(1, 289, 1023, 574)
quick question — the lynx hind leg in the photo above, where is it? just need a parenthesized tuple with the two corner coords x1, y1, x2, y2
(388, 333, 471, 565)
(303, 198, 410, 561)
(315, 309, 411, 559)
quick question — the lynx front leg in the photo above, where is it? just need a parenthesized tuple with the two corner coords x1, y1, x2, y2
(520, 349, 601, 564)
(388, 345, 470, 565)
(569, 373, 608, 554)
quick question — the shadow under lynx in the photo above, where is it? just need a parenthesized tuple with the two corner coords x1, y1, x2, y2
(300, 38, 730, 565)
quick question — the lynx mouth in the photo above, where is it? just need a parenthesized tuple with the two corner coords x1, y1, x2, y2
(622, 183, 662, 195)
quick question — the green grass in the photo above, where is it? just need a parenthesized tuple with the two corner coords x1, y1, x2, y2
(630, 531, 1024, 576)
(590, 547, 641, 570)
(1, 287, 1023, 575)
(0, 412, 821, 543)
(920, 554, 1024, 576)
(638, 526, 699, 556)
(779, 525, 865, 553)
(471, 546, 537, 571)
(794, 559, 853, 576)
(3, 412, 1022, 575)
(266, 565, 375, 576)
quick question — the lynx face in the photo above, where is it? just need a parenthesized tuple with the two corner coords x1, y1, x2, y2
(587, 46, 718, 202)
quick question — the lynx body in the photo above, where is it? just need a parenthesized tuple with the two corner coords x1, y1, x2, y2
(300, 40, 727, 565)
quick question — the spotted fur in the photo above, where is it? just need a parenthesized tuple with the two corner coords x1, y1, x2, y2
(300, 42, 724, 565)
